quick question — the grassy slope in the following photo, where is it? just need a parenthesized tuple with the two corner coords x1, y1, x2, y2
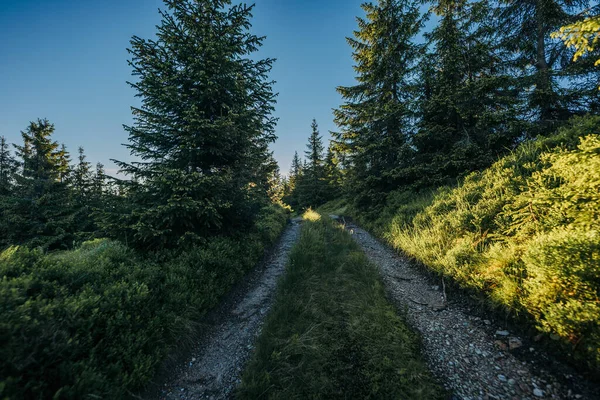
(0, 205, 288, 400)
(348, 116, 600, 375)
(237, 210, 443, 400)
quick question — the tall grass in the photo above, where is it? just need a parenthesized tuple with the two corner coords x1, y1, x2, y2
(0, 205, 288, 399)
(351, 116, 600, 375)
(236, 211, 444, 399)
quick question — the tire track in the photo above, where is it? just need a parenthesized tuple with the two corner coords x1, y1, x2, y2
(343, 219, 598, 400)
(150, 218, 302, 400)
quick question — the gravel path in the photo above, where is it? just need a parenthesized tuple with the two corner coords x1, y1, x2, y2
(151, 218, 302, 400)
(343, 220, 599, 400)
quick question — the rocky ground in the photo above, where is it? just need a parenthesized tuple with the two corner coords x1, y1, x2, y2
(147, 218, 302, 400)
(342, 219, 599, 400)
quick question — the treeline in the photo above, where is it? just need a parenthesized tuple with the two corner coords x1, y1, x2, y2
(1, 0, 281, 252)
(286, 0, 600, 211)
(0, 1, 288, 399)
(282, 119, 343, 210)
(0, 121, 108, 250)
(291, 0, 600, 376)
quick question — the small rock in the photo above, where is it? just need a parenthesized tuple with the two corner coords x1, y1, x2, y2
(520, 383, 531, 394)
(494, 340, 508, 351)
(432, 285, 440, 291)
(498, 374, 507, 382)
(508, 379, 516, 386)
(533, 333, 544, 342)
(496, 330, 510, 336)
(484, 319, 491, 325)
(533, 388, 544, 397)
(192, 357, 196, 362)
(549, 333, 560, 341)
(509, 337, 523, 350)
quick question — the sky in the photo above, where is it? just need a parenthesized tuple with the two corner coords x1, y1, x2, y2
(0, 0, 367, 176)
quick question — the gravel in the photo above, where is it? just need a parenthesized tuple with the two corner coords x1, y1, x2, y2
(344, 221, 600, 400)
(150, 218, 302, 400)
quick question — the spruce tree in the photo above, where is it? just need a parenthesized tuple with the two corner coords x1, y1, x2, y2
(494, 0, 599, 128)
(92, 162, 106, 201)
(111, 0, 277, 249)
(0, 136, 18, 243)
(413, 0, 520, 187)
(283, 151, 303, 210)
(324, 143, 343, 198)
(7, 120, 73, 249)
(70, 146, 96, 241)
(333, 0, 424, 209)
(72, 146, 92, 204)
(0, 136, 18, 196)
(296, 119, 328, 208)
(57, 144, 71, 184)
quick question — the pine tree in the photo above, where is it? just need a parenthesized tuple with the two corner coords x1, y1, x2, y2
(7, 120, 73, 249)
(333, 0, 425, 210)
(57, 144, 71, 184)
(72, 146, 92, 203)
(324, 143, 343, 197)
(110, 0, 277, 249)
(0, 136, 19, 243)
(92, 162, 106, 201)
(0, 136, 18, 196)
(296, 119, 328, 208)
(494, 0, 600, 128)
(413, 0, 521, 187)
(283, 151, 303, 210)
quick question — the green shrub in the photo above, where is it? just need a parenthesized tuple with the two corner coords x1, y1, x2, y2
(237, 213, 443, 399)
(350, 116, 600, 374)
(0, 205, 288, 399)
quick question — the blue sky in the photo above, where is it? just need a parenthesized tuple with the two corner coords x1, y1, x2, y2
(0, 0, 367, 176)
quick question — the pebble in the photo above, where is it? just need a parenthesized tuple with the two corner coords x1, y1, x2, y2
(345, 223, 599, 400)
(508, 337, 522, 350)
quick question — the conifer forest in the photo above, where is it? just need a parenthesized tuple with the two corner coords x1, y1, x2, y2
(1, 1, 600, 399)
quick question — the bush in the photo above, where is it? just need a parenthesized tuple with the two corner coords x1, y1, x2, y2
(350, 116, 600, 374)
(0, 205, 288, 399)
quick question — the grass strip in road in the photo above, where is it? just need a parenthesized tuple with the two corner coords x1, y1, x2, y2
(236, 210, 444, 399)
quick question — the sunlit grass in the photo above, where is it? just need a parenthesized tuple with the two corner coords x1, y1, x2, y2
(351, 116, 600, 374)
(237, 216, 444, 399)
(302, 208, 322, 222)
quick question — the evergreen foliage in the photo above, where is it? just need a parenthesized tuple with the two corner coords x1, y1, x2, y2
(494, 0, 600, 126)
(333, 0, 425, 209)
(414, 0, 521, 187)
(295, 119, 329, 208)
(0, 136, 18, 196)
(109, 0, 278, 250)
(350, 116, 600, 374)
(1, 120, 73, 249)
(283, 120, 341, 210)
(0, 205, 288, 399)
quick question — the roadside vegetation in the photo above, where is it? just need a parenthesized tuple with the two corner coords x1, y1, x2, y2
(283, 0, 600, 379)
(0, 205, 287, 399)
(237, 210, 443, 400)
(0, 0, 287, 398)
(347, 117, 600, 375)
